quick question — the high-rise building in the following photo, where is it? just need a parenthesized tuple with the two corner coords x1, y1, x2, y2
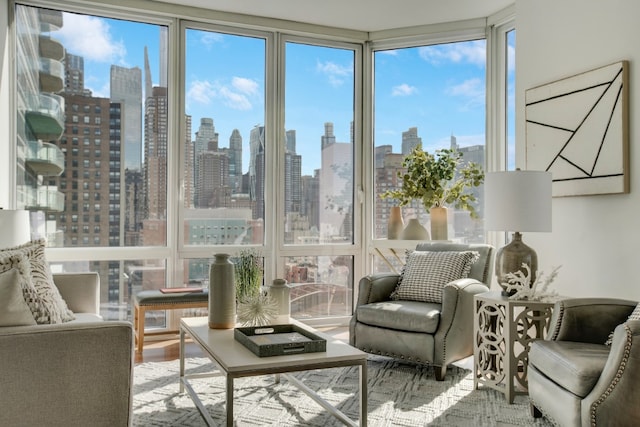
(64, 52, 87, 96)
(193, 118, 219, 206)
(15, 6, 66, 237)
(110, 65, 143, 170)
(401, 126, 421, 155)
(228, 129, 243, 193)
(249, 125, 265, 220)
(183, 115, 194, 208)
(319, 122, 352, 242)
(144, 86, 168, 220)
(196, 150, 229, 208)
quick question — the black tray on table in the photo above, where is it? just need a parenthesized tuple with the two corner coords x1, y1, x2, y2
(234, 324, 327, 357)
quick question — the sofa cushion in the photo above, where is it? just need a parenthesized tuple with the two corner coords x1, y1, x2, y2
(67, 313, 103, 323)
(529, 340, 610, 398)
(356, 300, 441, 333)
(0, 253, 41, 323)
(0, 267, 37, 327)
(391, 250, 479, 303)
(0, 240, 74, 324)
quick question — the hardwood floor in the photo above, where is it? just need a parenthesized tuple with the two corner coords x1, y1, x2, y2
(134, 325, 350, 364)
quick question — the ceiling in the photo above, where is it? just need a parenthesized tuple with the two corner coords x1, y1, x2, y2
(152, 0, 514, 32)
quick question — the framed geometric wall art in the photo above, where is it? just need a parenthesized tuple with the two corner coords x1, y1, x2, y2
(525, 61, 629, 197)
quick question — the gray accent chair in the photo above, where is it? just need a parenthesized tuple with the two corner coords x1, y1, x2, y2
(0, 272, 134, 427)
(529, 298, 640, 427)
(349, 242, 494, 380)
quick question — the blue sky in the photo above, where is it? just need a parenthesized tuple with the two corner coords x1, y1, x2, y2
(54, 10, 514, 176)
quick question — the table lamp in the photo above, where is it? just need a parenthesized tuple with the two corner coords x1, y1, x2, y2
(0, 209, 32, 249)
(485, 170, 552, 295)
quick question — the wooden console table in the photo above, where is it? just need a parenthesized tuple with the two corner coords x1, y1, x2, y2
(473, 291, 556, 403)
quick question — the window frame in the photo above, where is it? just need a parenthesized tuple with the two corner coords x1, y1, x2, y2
(9, 0, 513, 328)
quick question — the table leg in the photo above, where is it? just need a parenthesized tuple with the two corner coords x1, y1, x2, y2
(360, 361, 368, 427)
(226, 374, 234, 427)
(179, 328, 185, 393)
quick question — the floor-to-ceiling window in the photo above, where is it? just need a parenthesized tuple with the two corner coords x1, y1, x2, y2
(370, 37, 488, 273)
(280, 38, 359, 321)
(12, 0, 513, 328)
(14, 3, 170, 324)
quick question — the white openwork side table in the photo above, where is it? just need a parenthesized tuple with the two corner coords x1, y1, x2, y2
(473, 291, 556, 403)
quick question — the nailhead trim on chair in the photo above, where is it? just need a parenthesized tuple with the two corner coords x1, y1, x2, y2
(590, 324, 633, 427)
(547, 302, 566, 341)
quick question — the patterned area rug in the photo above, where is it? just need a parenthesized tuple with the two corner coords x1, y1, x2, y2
(133, 356, 554, 426)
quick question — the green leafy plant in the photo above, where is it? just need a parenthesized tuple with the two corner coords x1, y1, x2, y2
(233, 249, 263, 302)
(381, 144, 484, 218)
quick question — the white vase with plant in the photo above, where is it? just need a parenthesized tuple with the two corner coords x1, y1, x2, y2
(381, 144, 484, 241)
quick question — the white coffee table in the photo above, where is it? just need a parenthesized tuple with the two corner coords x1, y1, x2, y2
(180, 317, 368, 426)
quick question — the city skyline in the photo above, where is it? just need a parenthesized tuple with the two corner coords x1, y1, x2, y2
(53, 11, 499, 176)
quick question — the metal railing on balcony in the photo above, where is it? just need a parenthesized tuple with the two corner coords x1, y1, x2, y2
(26, 140, 65, 176)
(24, 93, 64, 140)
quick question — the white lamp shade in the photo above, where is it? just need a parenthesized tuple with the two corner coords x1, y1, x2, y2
(484, 170, 552, 232)
(0, 210, 32, 249)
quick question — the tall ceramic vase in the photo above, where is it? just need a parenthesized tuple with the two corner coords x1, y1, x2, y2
(387, 206, 404, 240)
(208, 253, 236, 329)
(268, 278, 291, 324)
(430, 206, 448, 241)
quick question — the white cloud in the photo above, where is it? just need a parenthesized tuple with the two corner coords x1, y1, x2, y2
(418, 40, 486, 66)
(446, 78, 485, 110)
(58, 13, 126, 64)
(200, 32, 223, 48)
(187, 77, 260, 111)
(187, 80, 216, 104)
(316, 60, 352, 87)
(232, 77, 259, 95)
(392, 83, 417, 96)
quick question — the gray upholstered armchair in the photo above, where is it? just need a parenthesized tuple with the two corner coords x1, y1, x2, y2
(349, 242, 494, 380)
(529, 298, 640, 427)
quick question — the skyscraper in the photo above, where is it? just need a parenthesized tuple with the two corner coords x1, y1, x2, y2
(228, 129, 243, 193)
(110, 65, 143, 170)
(249, 125, 265, 220)
(144, 86, 168, 220)
(193, 118, 218, 206)
(401, 126, 421, 155)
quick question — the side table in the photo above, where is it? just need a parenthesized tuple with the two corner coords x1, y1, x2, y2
(473, 291, 555, 403)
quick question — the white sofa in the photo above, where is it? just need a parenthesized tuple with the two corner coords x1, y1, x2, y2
(0, 272, 134, 427)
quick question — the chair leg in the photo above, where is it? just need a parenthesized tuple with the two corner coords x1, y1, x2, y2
(530, 403, 543, 418)
(434, 365, 446, 381)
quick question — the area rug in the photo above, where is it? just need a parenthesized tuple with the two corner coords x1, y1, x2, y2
(133, 356, 554, 426)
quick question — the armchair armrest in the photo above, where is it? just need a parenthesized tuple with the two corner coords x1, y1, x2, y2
(547, 298, 636, 344)
(0, 321, 133, 427)
(53, 272, 100, 314)
(582, 320, 640, 425)
(435, 278, 489, 366)
(355, 272, 399, 306)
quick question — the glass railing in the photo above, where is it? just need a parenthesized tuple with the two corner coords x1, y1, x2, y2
(39, 35, 64, 61)
(38, 57, 64, 93)
(24, 93, 64, 140)
(23, 185, 65, 211)
(26, 140, 65, 176)
(38, 9, 63, 31)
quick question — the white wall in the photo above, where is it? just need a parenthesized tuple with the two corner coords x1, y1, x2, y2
(0, 0, 10, 209)
(516, 0, 640, 300)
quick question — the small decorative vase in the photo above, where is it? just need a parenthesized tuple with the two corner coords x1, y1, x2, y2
(400, 218, 430, 240)
(268, 278, 291, 324)
(430, 206, 448, 241)
(208, 253, 236, 329)
(387, 206, 404, 240)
